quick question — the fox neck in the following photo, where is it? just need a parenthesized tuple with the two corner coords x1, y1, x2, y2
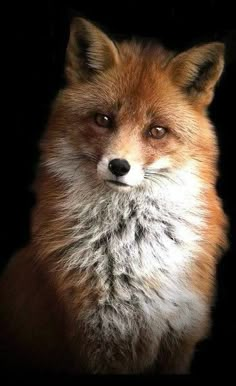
(33, 160, 207, 282)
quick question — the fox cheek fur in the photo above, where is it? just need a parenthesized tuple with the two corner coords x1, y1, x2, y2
(0, 17, 229, 374)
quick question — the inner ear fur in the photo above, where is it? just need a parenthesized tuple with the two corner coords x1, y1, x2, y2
(168, 42, 225, 107)
(65, 17, 120, 82)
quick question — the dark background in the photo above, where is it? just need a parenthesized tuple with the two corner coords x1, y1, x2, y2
(1, 0, 235, 377)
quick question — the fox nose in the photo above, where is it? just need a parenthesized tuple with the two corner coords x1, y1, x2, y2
(108, 159, 131, 177)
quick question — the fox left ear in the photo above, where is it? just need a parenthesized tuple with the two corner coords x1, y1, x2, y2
(65, 17, 120, 82)
(168, 42, 225, 108)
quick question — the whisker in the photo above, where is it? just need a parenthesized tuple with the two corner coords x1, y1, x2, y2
(145, 167, 170, 174)
(77, 153, 99, 163)
(144, 169, 182, 186)
(144, 175, 164, 188)
(155, 173, 177, 184)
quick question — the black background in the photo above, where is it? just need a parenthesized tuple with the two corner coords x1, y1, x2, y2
(1, 0, 236, 377)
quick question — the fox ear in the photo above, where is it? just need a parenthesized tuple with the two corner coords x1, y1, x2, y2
(65, 17, 119, 82)
(168, 42, 225, 108)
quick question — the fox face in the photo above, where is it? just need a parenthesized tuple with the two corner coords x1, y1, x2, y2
(43, 18, 224, 193)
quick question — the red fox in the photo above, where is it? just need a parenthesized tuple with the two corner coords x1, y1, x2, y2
(0, 17, 228, 374)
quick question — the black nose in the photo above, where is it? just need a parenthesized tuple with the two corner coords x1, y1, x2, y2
(108, 159, 131, 177)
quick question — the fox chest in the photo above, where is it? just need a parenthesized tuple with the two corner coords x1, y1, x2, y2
(70, 199, 206, 371)
(90, 210, 203, 325)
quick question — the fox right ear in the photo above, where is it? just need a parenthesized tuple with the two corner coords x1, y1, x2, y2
(65, 18, 120, 82)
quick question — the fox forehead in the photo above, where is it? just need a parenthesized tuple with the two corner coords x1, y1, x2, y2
(66, 43, 179, 107)
(61, 46, 195, 134)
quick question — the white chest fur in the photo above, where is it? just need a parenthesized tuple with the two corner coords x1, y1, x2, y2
(49, 168, 207, 372)
(46, 156, 208, 372)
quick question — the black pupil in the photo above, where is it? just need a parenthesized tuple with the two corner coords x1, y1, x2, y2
(97, 114, 110, 126)
(152, 127, 163, 136)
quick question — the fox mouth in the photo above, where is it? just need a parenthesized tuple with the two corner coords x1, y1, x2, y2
(106, 180, 130, 187)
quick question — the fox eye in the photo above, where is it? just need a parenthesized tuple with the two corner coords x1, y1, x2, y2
(94, 113, 112, 128)
(148, 126, 167, 139)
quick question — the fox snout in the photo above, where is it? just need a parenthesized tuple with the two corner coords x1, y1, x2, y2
(97, 156, 144, 189)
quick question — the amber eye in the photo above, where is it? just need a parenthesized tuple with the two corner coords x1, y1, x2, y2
(148, 126, 167, 139)
(94, 113, 112, 128)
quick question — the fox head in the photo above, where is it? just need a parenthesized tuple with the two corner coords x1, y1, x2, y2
(42, 17, 225, 192)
